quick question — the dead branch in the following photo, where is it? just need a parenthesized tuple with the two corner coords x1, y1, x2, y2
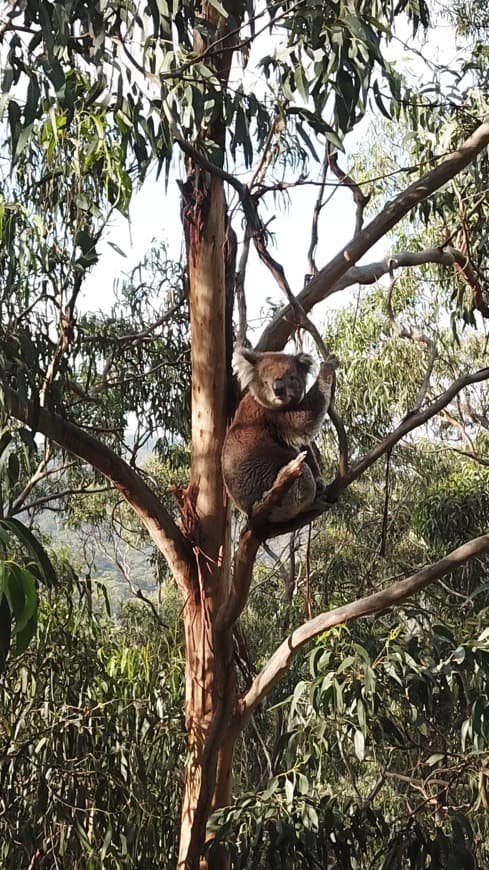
(235, 234, 250, 348)
(327, 370, 349, 479)
(440, 407, 476, 452)
(102, 537, 168, 628)
(241, 187, 331, 361)
(10, 446, 55, 513)
(256, 118, 489, 351)
(238, 533, 489, 723)
(13, 486, 111, 515)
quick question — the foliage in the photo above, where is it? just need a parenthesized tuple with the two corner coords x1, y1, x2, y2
(212, 616, 489, 868)
(0, 427, 58, 670)
(0, 573, 185, 869)
(415, 466, 489, 553)
(1, 0, 430, 180)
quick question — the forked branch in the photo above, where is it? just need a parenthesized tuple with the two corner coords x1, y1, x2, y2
(330, 366, 489, 498)
(257, 119, 489, 352)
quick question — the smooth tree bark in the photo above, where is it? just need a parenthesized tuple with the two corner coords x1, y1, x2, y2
(176, 8, 239, 867)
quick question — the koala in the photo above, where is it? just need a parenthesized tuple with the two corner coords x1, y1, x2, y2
(221, 348, 339, 523)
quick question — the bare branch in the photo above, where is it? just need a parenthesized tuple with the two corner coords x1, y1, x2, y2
(241, 188, 331, 360)
(10, 445, 54, 513)
(307, 144, 329, 276)
(100, 536, 168, 628)
(257, 118, 489, 351)
(113, 296, 186, 344)
(4, 386, 193, 584)
(235, 234, 250, 347)
(326, 366, 489, 500)
(13, 486, 111, 515)
(440, 407, 476, 452)
(328, 147, 370, 234)
(238, 534, 489, 722)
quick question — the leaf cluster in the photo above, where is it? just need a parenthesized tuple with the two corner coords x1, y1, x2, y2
(0, 575, 185, 868)
(212, 616, 489, 868)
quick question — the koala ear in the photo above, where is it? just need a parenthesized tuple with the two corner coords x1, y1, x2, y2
(232, 347, 260, 390)
(296, 353, 314, 375)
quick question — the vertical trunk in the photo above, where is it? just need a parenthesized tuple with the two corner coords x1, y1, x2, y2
(179, 593, 237, 870)
(178, 167, 236, 868)
(176, 8, 240, 866)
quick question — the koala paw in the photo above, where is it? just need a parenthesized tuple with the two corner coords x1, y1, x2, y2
(318, 354, 339, 383)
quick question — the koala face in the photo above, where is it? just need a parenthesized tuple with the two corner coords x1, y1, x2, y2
(233, 348, 313, 408)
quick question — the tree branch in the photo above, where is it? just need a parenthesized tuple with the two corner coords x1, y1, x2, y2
(326, 366, 489, 500)
(327, 147, 370, 235)
(238, 534, 489, 723)
(4, 386, 193, 584)
(256, 117, 489, 351)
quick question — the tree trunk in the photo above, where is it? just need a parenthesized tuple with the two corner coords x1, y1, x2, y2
(177, 165, 236, 868)
(178, 590, 237, 870)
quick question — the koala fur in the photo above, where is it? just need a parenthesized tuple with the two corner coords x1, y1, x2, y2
(221, 348, 338, 522)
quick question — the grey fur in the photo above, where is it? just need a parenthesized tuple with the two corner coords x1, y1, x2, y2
(222, 349, 339, 522)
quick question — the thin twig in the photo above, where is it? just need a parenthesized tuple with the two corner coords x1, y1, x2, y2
(307, 142, 329, 277)
(328, 146, 370, 235)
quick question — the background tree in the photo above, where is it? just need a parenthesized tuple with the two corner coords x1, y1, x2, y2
(1, 1, 489, 868)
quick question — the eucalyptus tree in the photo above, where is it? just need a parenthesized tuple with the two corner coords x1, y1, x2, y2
(1, 1, 489, 868)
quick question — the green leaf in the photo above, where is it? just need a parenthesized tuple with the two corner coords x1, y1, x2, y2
(0, 517, 57, 588)
(426, 753, 445, 766)
(294, 64, 309, 102)
(4, 563, 38, 632)
(14, 613, 37, 656)
(100, 820, 113, 860)
(0, 592, 11, 672)
(284, 777, 294, 806)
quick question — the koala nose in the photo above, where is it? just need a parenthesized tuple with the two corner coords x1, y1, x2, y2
(273, 378, 286, 397)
